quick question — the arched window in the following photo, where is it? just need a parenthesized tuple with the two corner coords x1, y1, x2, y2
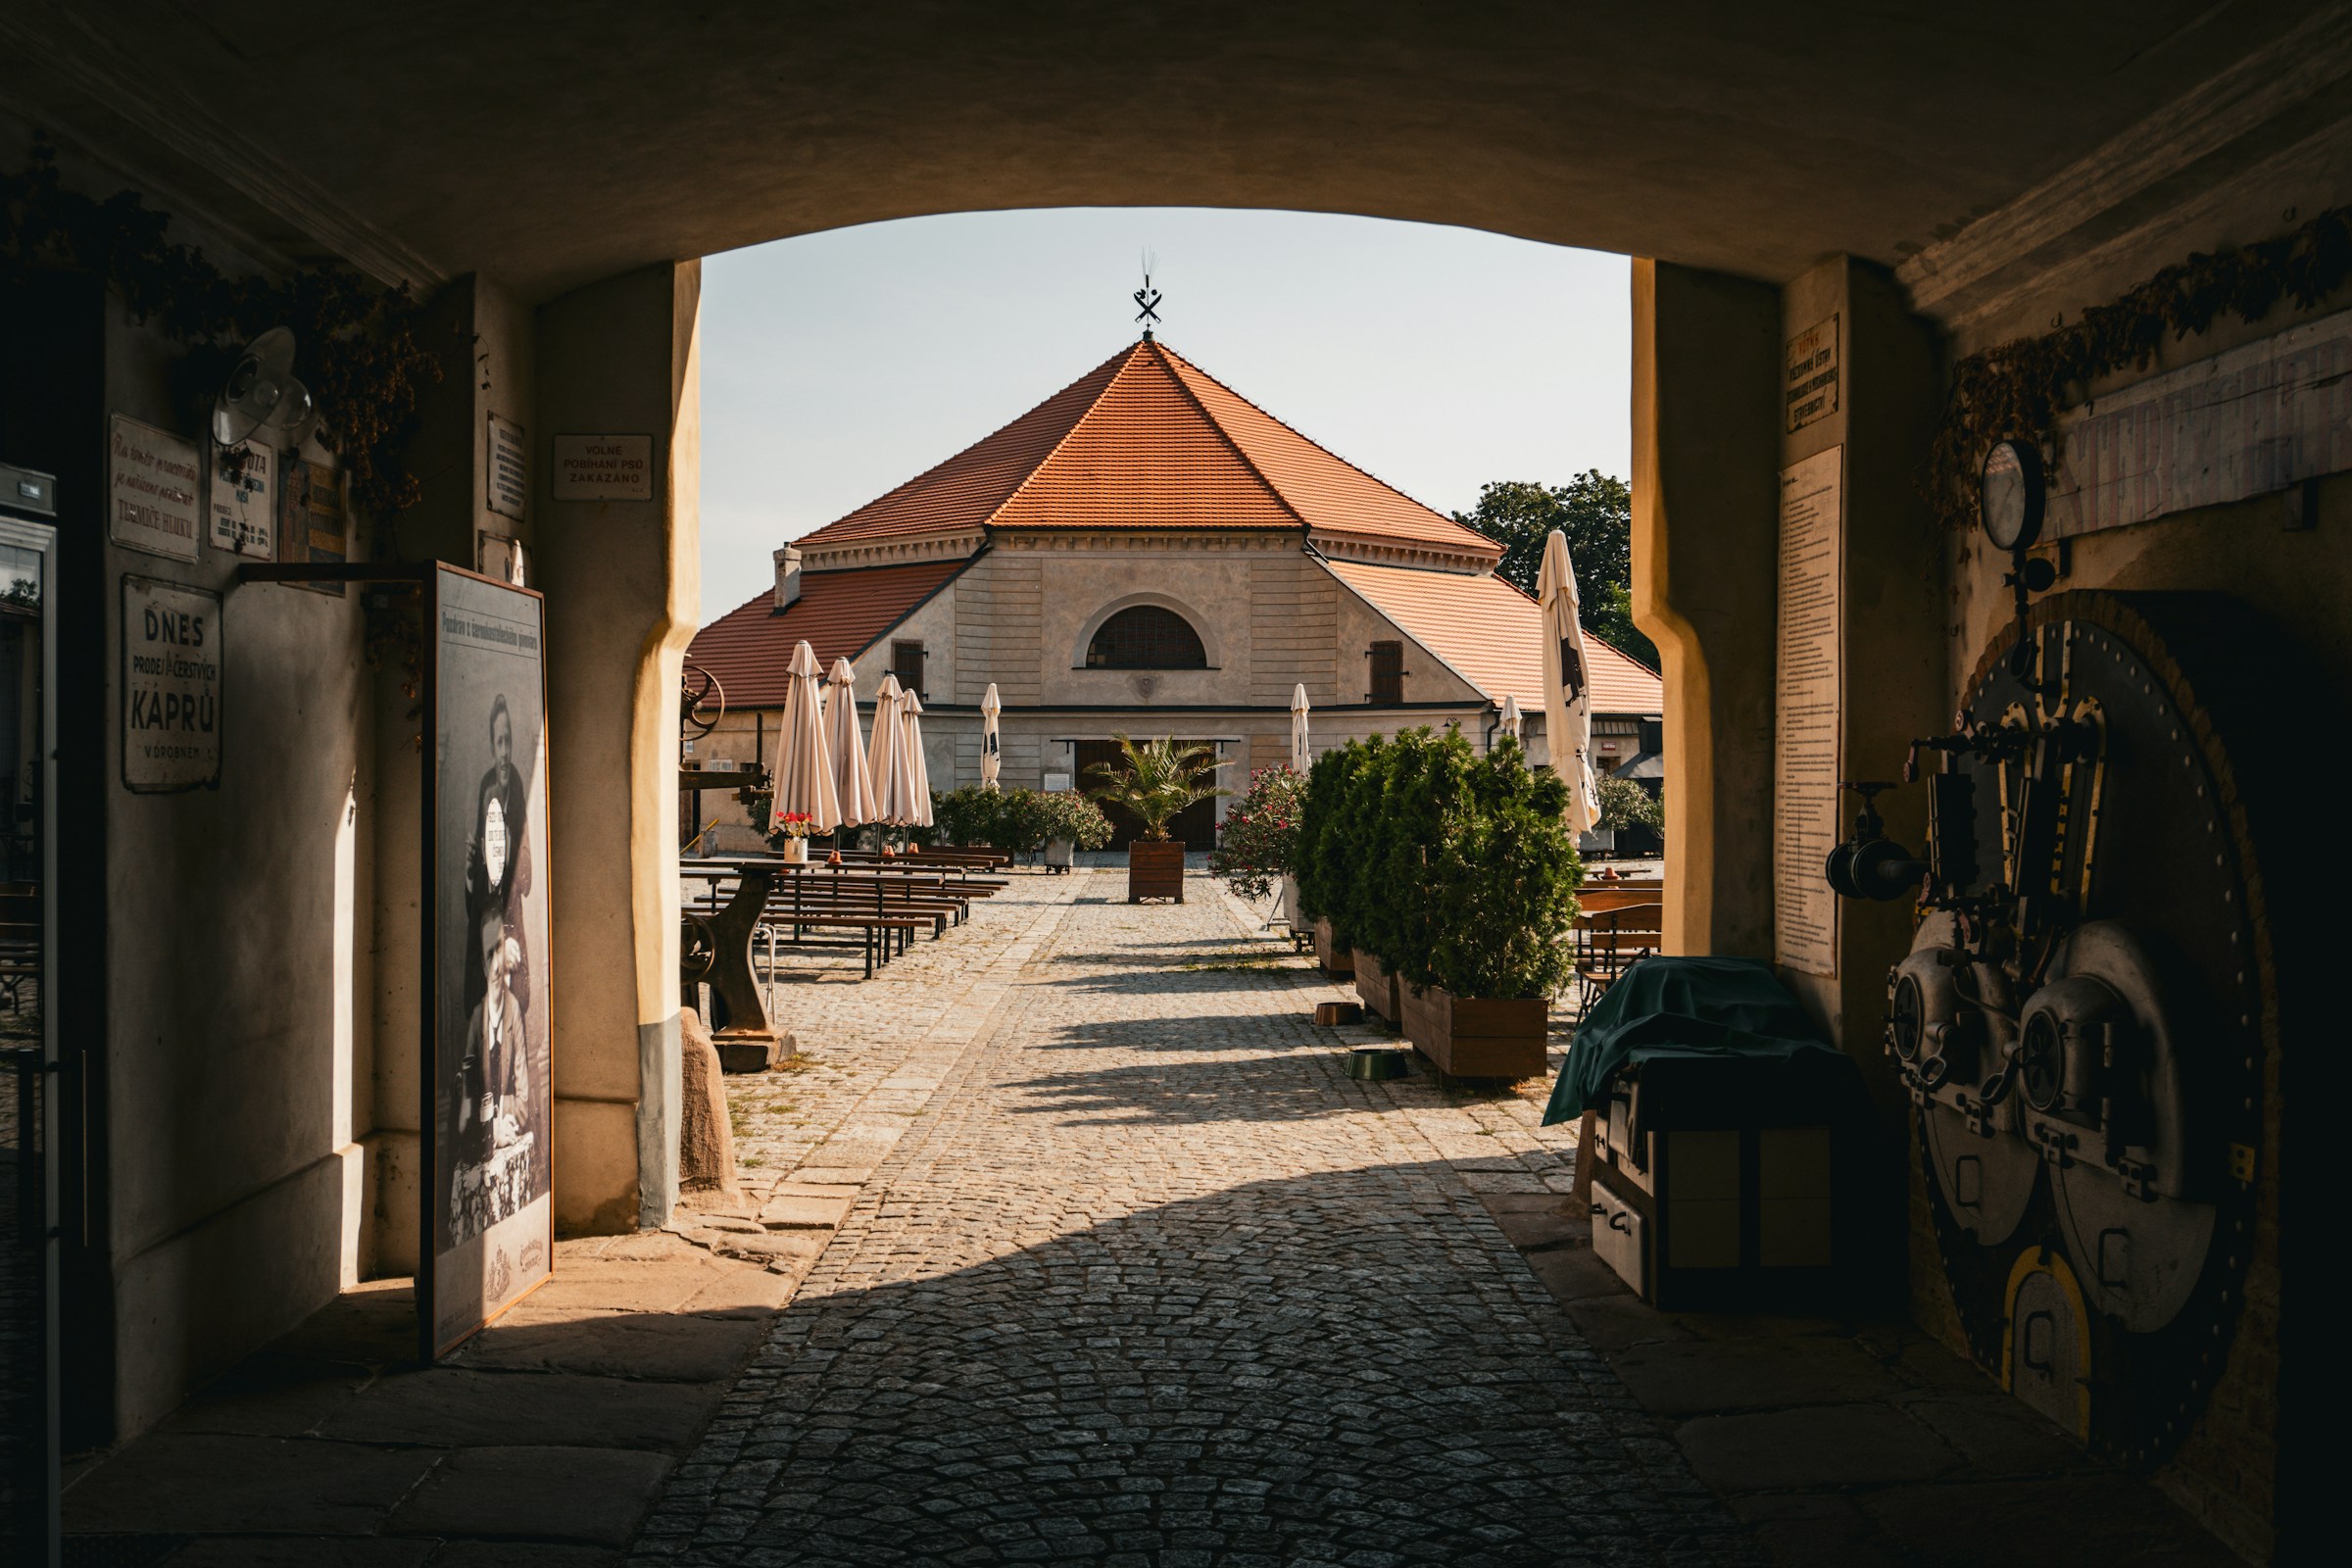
(1086, 605, 1207, 669)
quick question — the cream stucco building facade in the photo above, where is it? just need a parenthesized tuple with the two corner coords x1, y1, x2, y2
(689, 336, 1662, 847)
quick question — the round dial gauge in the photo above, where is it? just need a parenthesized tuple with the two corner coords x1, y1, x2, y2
(1980, 440, 2045, 553)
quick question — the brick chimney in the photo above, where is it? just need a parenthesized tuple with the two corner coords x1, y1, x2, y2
(773, 545, 803, 611)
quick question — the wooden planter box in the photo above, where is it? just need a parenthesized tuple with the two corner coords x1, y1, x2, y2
(1352, 950, 1400, 1024)
(1312, 918, 1354, 976)
(1401, 984, 1546, 1080)
(1126, 840, 1186, 902)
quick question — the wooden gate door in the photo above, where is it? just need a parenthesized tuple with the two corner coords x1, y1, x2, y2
(1072, 740, 1219, 851)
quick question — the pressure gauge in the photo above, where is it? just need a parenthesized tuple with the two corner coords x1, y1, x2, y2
(1980, 440, 2045, 553)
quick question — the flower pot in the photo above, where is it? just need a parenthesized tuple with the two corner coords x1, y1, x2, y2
(1045, 837, 1075, 870)
(1126, 840, 1186, 903)
(1312, 918, 1354, 977)
(779, 838, 808, 863)
(1402, 984, 1546, 1080)
(1352, 949, 1400, 1025)
(1278, 874, 1300, 928)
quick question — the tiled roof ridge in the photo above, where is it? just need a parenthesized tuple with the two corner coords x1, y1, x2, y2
(1157, 342, 1492, 552)
(972, 340, 1159, 533)
(795, 344, 1134, 548)
(1136, 338, 1309, 536)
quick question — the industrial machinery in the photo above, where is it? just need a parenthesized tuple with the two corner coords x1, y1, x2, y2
(1826, 583, 2277, 1466)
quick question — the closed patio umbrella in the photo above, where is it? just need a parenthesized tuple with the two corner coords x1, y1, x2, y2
(1539, 529, 1601, 834)
(1500, 693, 1523, 744)
(864, 673, 906, 823)
(1290, 682, 1311, 773)
(824, 657, 878, 827)
(769, 639, 842, 835)
(897, 689, 936, 828)
(980, 682, 1002, 793)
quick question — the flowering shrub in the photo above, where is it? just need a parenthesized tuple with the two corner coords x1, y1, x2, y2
(1208, 764, 1307, 902)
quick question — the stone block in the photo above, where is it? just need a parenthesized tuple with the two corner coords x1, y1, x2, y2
(1610, 1335, 1908, 1416)
(760, 1193, 854, 1229)
(167, 1539, 436, 1567)
(317, 1367, 720, 1450)
(61, 1435, 437, 1535)
(386, 1446, 673, 1545)
(1677, 1402, 1961, 1493)
(448, 1309, 767, 1383)
(677, 1010, 741, 1198)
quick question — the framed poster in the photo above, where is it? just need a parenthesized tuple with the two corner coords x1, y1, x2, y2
(121, 575, 223, 792)
(424, 563, 554, 1355)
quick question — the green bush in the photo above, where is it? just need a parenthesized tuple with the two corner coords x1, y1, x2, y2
(1035, 790, 1114, 852)
(1596, 774, 1663, 835)
(1208, 763, 1307, 901)
(1423, 738, 1582, 999)
(1298, 732, 1582, 1000)
(1294, 742, 1362, 935)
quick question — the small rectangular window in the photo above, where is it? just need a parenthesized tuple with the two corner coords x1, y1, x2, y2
(892, 640, 926, 699)
(1368, 641, 1403, 705)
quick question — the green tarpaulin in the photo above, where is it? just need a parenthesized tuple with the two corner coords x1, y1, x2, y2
(1542, 956, 1844, 1126)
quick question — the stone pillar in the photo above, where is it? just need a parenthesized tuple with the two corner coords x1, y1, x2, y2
(1629, 260, 1780, 961)
(533, 262, 702, 1233)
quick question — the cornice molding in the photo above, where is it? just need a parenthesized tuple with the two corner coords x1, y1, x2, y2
(798, 532, 984, 570)
(0, 6, 446, 290)
(1897, 5, 2352, 327)
(1307, 531, 1494, 573)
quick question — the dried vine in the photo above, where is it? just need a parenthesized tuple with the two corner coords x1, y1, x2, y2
(1930, 206, 2352, 530)
(0, 135, 439, 519)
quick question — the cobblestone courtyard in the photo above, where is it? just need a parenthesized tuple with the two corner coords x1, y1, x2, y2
(638, 869, 1750, 1567)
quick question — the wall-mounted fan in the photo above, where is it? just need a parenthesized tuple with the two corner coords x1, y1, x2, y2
(212, 327, 316, 449)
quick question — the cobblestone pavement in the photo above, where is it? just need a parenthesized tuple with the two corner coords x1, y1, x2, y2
(638, 869, 1756, 1566)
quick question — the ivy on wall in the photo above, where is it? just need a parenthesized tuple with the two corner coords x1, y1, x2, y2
(0, 135, 439, 519)
(1929, 206, 2352, 530)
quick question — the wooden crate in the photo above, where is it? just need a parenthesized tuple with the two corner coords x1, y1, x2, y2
(1312, 917, 1355, 977)
(1125, 841, 1186, 902)
(1352, 950, 1400, 1023)
(1401, 984, 1545, 1079)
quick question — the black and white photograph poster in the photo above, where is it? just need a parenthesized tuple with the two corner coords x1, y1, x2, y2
(428, 565, 553, 1353)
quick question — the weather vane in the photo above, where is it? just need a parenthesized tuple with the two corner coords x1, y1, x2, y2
(1133, 250, 1162, 340)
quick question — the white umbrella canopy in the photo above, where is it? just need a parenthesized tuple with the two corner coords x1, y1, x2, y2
(980, 682, 1003, 793)
(897, 690, 936, 828)
(1538, 528, 1601, 834)
(1500, 693, 1523, 743)
(824, 657, 878, 827)
(1289, 682, 1311, 773)
(864, 673, 906, 823)
(770, 640, 843, 834)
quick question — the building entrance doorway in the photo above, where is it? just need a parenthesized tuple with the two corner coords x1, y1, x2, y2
(1072, 741, 1217, 851)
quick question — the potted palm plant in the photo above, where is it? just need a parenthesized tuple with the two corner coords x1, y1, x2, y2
(1084, 734, 1225, 903)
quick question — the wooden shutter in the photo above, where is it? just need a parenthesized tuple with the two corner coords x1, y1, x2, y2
(1368, 641, 1403, 705)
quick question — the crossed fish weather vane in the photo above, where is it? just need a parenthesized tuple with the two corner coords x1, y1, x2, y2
(1134, 249, 1162, 338)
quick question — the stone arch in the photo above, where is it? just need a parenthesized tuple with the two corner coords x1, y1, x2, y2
(1071, 593, 1223, 670)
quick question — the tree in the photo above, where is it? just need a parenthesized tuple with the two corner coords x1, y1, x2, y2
(1452, 472, 1659, 669)
(1082, 735, 1227, 841)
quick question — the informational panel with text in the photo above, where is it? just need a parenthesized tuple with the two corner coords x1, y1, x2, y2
(426, 565, 554, 1355)
(1774, 448, 1842, 976)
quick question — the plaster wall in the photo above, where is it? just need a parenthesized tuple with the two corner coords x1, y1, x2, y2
(367, 272, 536, 1277)
(1629, 261, 1781, 961)
(532, 262, 701, 1236)
(98, 293, 374, 1439)
(1923, 240, 2352, 1568)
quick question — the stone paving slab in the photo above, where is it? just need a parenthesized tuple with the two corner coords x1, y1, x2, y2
(637, 871, 1750, 1566)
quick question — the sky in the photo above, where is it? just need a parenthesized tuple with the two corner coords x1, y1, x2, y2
(698, 208, 1631, 620)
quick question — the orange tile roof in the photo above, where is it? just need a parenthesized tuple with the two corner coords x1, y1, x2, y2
(1319, 557, 1663, 715)
(794, 338, 1500, 558)
(687, 558, 969, 709)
